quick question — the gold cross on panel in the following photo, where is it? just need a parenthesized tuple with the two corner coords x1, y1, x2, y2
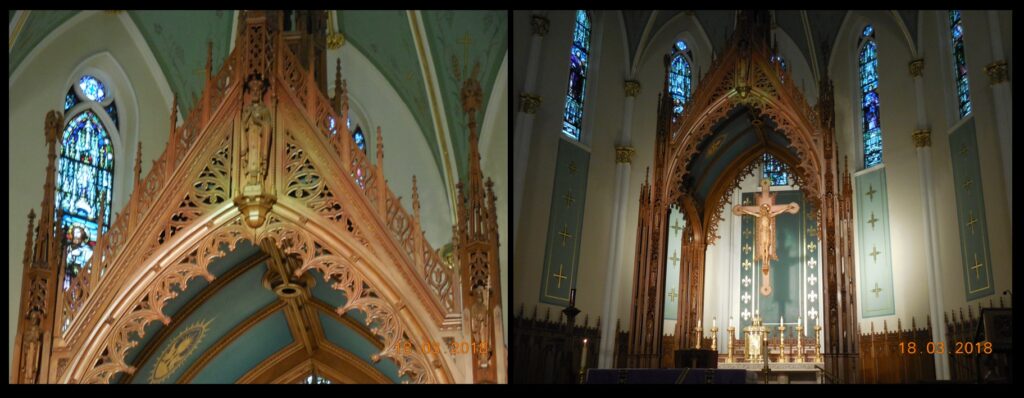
(971, 253, 984, 279)
(669, 251, 680, 267)
(742, 243, 752, 254)
(563, 190, 575, 207)
(966, 210, 979, 235)
(568, 160, 578, 175)
(552, 264, 568, 289)
(871, 283, 882, 298)
(558, 224, 574, 246)
(869, 245, 881, 263)
(867, 212, 879, 230)
(865, 185, 877, 202)
(668, 288, 678, 302)
(671, 219, 682, 236)
(962, 178, 973, 194)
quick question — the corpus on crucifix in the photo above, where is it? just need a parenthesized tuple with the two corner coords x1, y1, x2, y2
(732, 179, 800, 296)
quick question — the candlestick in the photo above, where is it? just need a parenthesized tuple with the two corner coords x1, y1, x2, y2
(795, 323, 804, 363)
(694, 321, 702, 349)
(710, 326, 719, 351)
(813, 324, 822, 362)
(726, 326, 735, 363)
(778, 322, 786, 363)
(578, 338, 588, 384)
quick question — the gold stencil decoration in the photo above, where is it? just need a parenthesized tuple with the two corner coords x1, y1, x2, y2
(148, 318, 213, 383)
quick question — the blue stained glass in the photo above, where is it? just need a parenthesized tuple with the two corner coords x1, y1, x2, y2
(327, 115, 337, 136)
(859, 27, 883, 168)
(562, 10, 591, 140)
(57, 110, 113, 289)
(771, 54, 787, 82)
(353, 126, 366, 153)
(949, 10, 972, 118)
(64, 87, 79, 112)
(105, 102, 119, 130)
(79, 75, 106, 102)
(762, 153, 788, 186)
(669, 42, 693, 121)
(862, 25, 873, 37)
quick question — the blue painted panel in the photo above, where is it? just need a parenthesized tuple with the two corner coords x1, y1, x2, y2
(189, 310, 293, 384)
(318, 311, 404, 383)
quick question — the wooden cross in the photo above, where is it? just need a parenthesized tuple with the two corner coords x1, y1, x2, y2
(558, 224, 574, 246)
(568, 160, 577, 175)
(962, 178, 973, 193)
(971, 253, 984, 279)
(871, 283, 882, 298)
(563, 190, 575, 207)
(667, 288, 678, 302)
(552, 264, 568, 289)
(869, 245, 881, 263)
(671, 219, 682, 236)
(457, 32, 472, 68)
(865, 185, 877, 202)
(669, 251, 680, 268)
(867, 212, 879, 230)
(966, 210, 978, 235)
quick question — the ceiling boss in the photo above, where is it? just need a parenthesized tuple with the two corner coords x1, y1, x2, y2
(731, 179, 800, 296)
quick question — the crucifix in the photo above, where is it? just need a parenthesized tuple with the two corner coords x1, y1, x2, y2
(732, 179, 800, 296)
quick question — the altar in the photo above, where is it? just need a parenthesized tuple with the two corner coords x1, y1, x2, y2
(718, 362, 824, 384)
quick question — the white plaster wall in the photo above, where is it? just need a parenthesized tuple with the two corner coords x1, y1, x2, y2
(9, 11, 172, 369)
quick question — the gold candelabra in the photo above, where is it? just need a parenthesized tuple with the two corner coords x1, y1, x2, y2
(726, 326, 735, 363)
(777, 322, 786, 363)
(813, 323, 822, 362)
(795, 323, 804, 363)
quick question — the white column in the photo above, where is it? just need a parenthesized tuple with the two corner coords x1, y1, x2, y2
(513, 13, 549, 243)
(983, 10, 1012, 218)
(598, 80, 639, 369)
(909, 58, 951, 380)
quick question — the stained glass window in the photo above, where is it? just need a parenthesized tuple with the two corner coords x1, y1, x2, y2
(859, 25, 883, 169)
(353, 125, 366, 153)
(301, 374, 331, 384)
(64, 87, 79, 112)
(105, 102, 119, 130)
(78, 75, 106, 102)
(669, 40, 693, 121)
(762, 152, 788, 186)
(771, 54, 787, 82)
(57, 110, 114, 290)
(561, 10, 591, 141)
(949, 10, 972, 118)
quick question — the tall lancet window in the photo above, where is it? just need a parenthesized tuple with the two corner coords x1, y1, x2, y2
(561, 10, 591, 141)
(949, 10, 973, 118)
(58, 74, 116, 290)
(668, 40, 693, 121)
(762, 152, 789, 186)
(858, 25, 883, 169)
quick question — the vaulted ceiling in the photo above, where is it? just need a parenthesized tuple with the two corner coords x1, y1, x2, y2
(620, 10, 919, 79)
(113, 241, 403, 384)
(8, 9, 507, 194)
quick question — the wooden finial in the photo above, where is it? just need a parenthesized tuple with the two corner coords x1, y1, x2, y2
(134, 141, 143, 184)
(411, 175, 420, 221)
(375, 126, 383, 163)
(23, 209, 36, 270)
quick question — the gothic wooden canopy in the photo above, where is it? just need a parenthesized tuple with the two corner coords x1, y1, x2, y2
(12, 11, 505, 384)
(627, 11, 859, 381)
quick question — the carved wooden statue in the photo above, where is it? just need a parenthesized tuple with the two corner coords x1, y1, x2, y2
(731, 179, 800, 296)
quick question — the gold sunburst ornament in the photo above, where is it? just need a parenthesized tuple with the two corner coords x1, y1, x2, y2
(148, 318, 213, 383)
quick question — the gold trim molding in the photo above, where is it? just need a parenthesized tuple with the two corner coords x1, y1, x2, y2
(985, 60, 1008, 85)
(912, 129, 932, 148)
(615, 146, 636, 164)
(908, 59, 924, 78)
(624, 80, 641, 97)
(519, 93, 542, 114)
(531, 15, 550, 37)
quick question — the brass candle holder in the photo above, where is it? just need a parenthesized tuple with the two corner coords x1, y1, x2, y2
(694, 324, 702, 349)
(777, 323, 786, 363)
(813, 323, 822, 362)
(710, 326, 719, 351)
(795, 324, 804, 363)
(726, 326, 735, 363)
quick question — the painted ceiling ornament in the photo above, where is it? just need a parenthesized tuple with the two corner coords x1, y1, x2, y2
(148, 318, 213, 384)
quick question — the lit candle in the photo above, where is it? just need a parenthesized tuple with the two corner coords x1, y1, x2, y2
(580, 338, 588, 371)
(713, 317, 717, 329)
(697, 319, 701, 331)
(569, 288, 576, 307)
(781, 316, 784, 326)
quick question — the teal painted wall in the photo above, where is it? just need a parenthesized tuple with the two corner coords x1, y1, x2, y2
(189, 310, 292, 383)
(855, 168, 896, 317)
(317, 311, 403, 383)
(948, 118, 994, 300)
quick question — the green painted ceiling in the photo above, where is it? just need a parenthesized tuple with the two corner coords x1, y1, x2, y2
(10, 10, 507, 199)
